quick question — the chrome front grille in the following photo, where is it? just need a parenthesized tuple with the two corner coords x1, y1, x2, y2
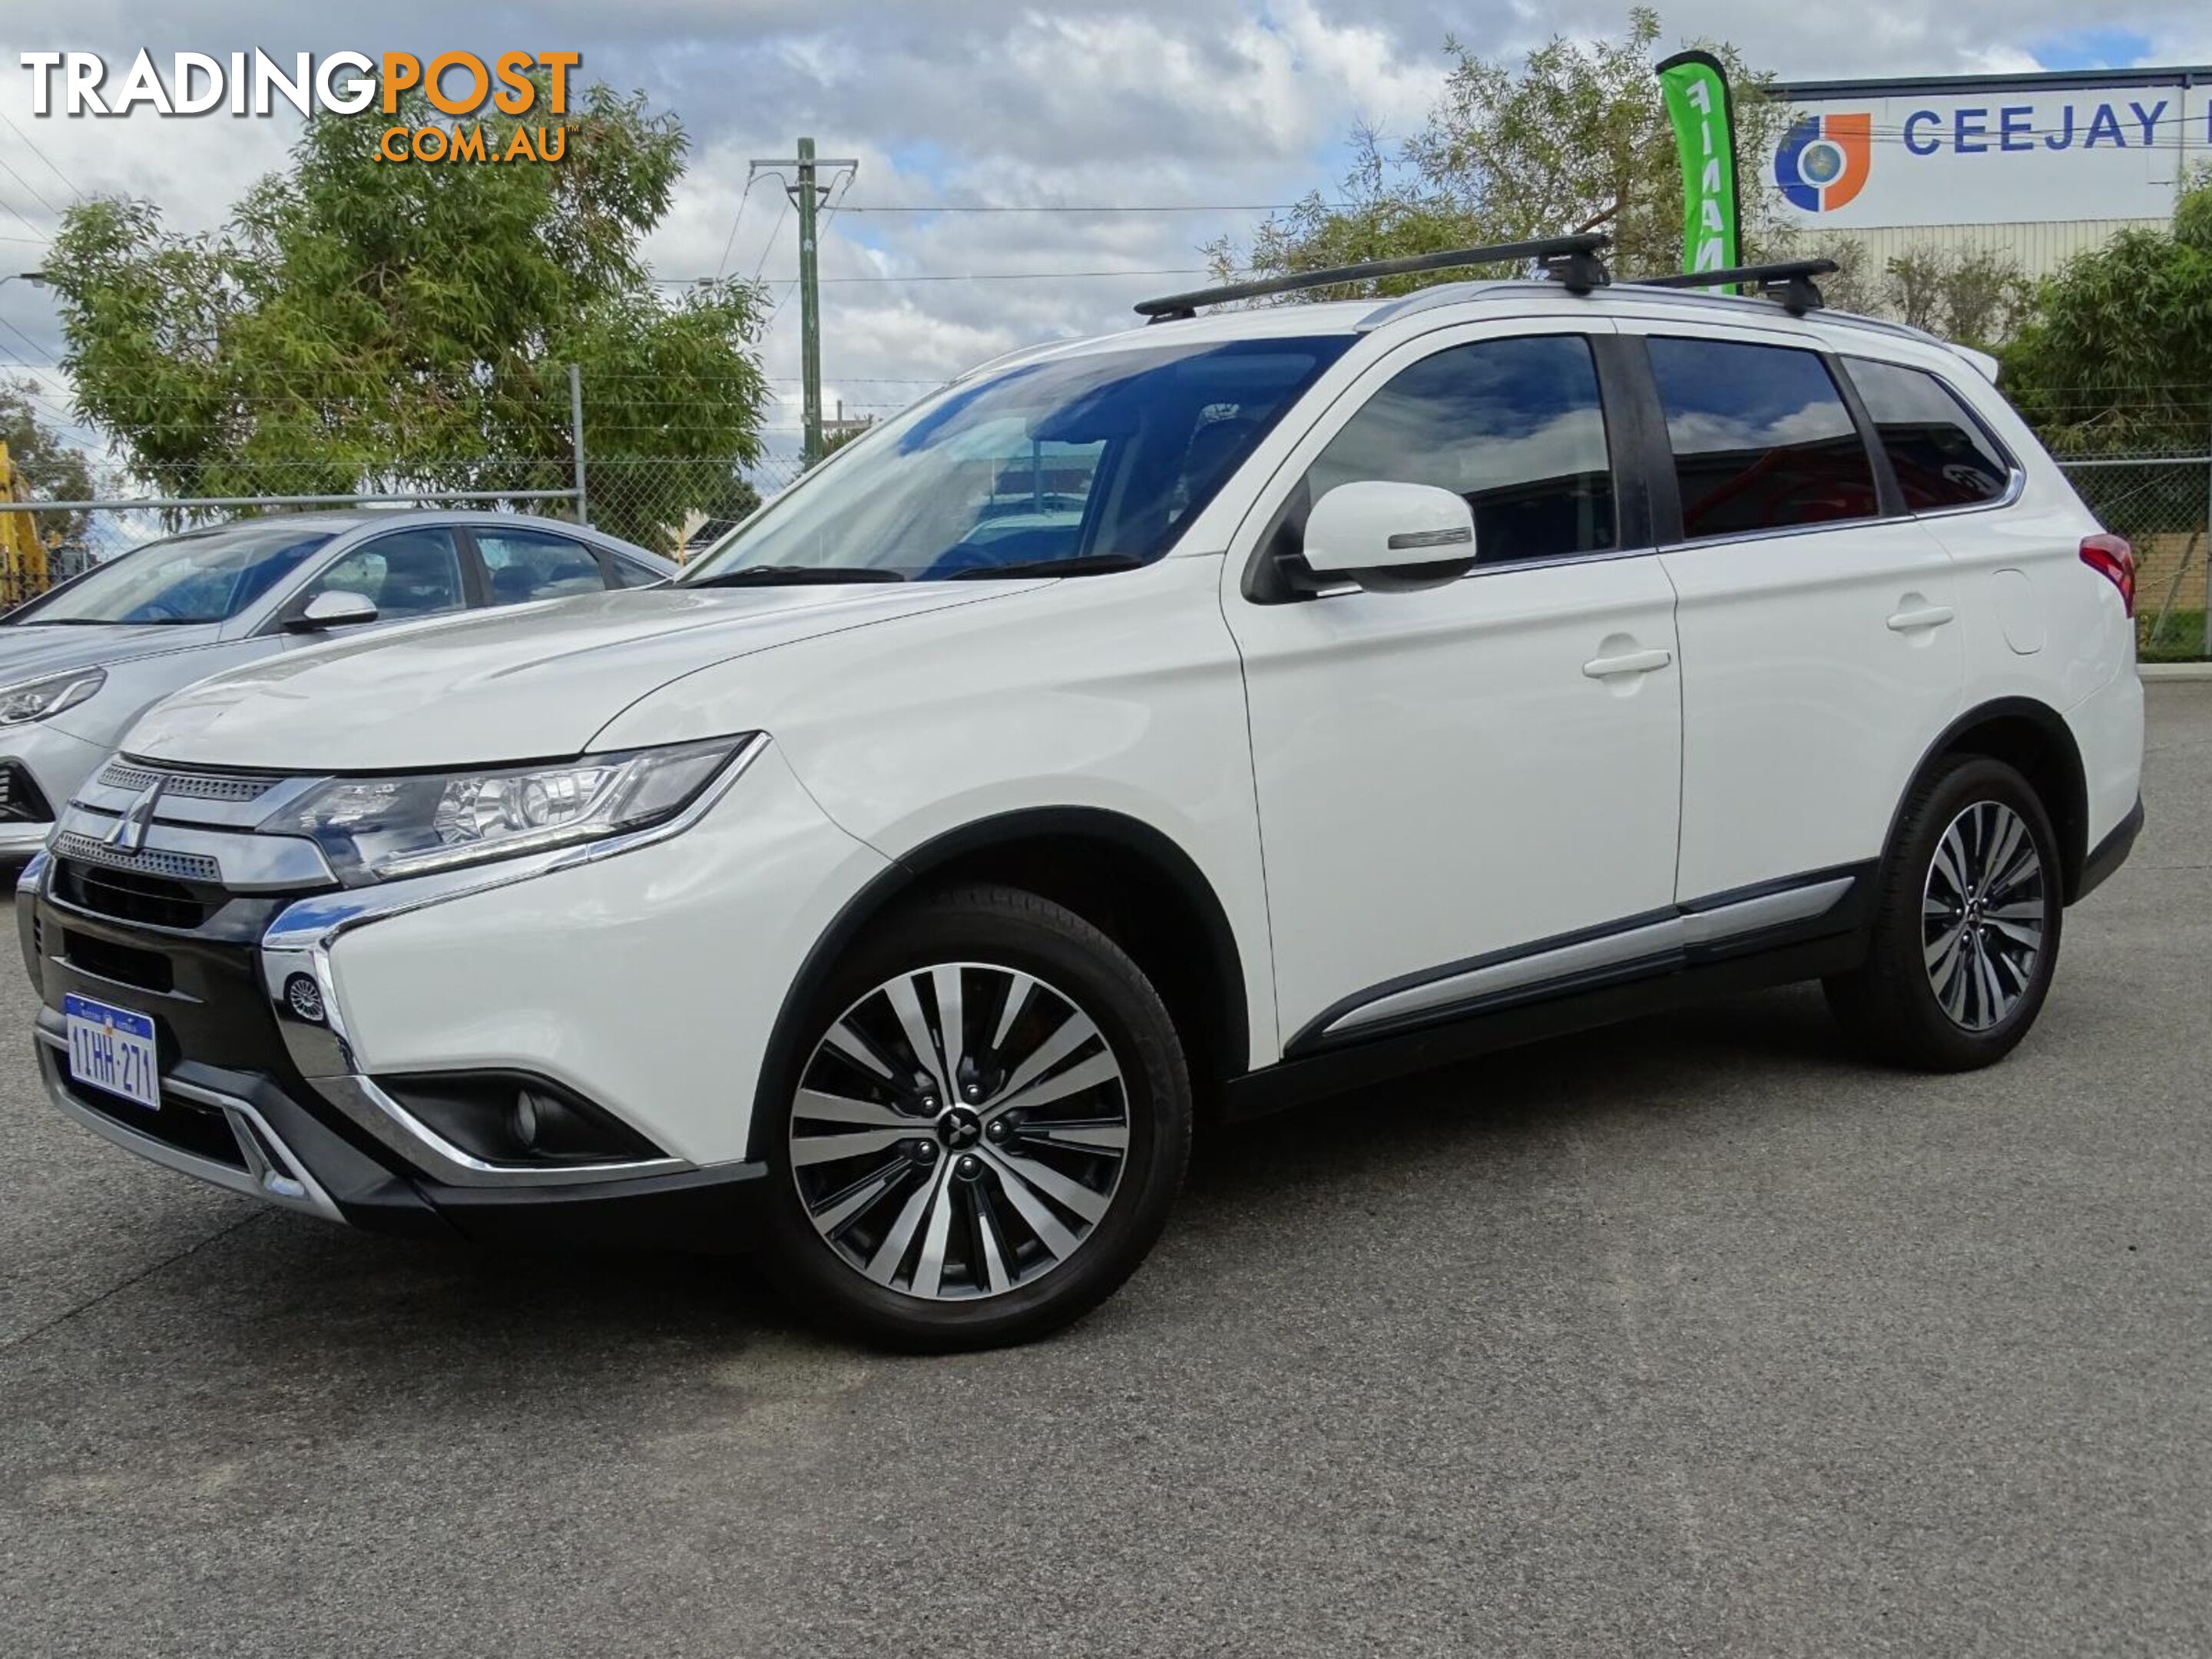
(51, 831, 223, 885)
(97, 760, 279, 803)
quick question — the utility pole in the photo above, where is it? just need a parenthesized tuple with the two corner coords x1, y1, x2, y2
(747, 141, 858, 465)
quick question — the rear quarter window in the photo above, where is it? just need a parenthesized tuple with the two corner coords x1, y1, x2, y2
(1842, 357, 2014, 511)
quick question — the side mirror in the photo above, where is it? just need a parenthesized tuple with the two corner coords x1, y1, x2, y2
(1302, 481, 1477, 593)
(285, 590, 379, 633)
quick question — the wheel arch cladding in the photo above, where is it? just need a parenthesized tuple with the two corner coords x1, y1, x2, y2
(1902, 698, 2090, 901)
(750, 807, 1250, 1158)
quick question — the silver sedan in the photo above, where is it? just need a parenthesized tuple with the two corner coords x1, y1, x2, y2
(0, 509, 673, 857)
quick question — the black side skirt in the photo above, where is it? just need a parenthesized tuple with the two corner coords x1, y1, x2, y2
(1223, 870, 1873, 1122)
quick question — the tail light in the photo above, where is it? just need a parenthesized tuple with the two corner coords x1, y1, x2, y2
(2080, 533, 2136, 618)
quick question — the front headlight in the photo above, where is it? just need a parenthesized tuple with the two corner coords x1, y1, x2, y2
(259, 736, 752, 883)
(0, 667, 105, 726)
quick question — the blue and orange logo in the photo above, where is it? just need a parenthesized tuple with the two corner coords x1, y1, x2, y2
(1775, 112, 1871, 212)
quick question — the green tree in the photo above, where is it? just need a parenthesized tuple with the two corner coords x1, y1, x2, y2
(1205, 9, 1796, 297)
(1883, 244, 2032, 345)
(0, 380, 96, 554)
(2003, 173, 2212, 458)
(43, 78, 767, 551)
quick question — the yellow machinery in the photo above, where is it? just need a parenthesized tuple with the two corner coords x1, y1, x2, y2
(0, 440, 51, 608)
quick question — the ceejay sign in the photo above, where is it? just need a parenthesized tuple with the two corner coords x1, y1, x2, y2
(1769, 69, 2210, 228)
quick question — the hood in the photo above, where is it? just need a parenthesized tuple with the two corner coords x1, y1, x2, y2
(0, 622, 226, 684)
(121, 582, 1025, 770)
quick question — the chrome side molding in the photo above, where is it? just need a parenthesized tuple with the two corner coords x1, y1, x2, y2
(1318, 872, 1859, 1042)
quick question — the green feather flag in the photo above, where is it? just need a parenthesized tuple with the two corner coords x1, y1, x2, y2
(1654, 50, 1742, 281)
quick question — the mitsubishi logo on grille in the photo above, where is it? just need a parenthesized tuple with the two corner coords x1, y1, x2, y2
(104, 777, 165, 856)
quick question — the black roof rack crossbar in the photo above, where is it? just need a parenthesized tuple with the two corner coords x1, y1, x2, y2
(1134, 233, 1611, 321)
(1631, 258, 1839, 316)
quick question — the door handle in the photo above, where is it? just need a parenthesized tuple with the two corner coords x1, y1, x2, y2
(1886, 604, 1955, 633)
(1581, 647, 1672, 679)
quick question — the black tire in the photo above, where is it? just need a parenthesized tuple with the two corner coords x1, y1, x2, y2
(757, 882, 1191, 1351)
(1825, 754, 2064, 1071)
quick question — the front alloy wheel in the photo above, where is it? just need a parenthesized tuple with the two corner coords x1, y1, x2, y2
(790, 962, 1131, 1300)
(760, 883, 1190, 1349)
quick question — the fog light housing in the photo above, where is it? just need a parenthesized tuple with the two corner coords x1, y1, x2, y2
(376, 1071, 667, 1167)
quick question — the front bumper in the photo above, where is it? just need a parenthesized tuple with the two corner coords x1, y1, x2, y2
(0, 723, 113, 860)
(15, 737, 882, 1248)
(0, 818, 53, 859)
(30, 1008, 770, 1249)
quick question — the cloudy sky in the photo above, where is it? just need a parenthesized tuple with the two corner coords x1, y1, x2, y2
(5, 0, 2212, 472)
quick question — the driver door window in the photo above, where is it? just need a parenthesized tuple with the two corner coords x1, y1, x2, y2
(1273, 335, 1618, 570)
(301, 529, 466, 621)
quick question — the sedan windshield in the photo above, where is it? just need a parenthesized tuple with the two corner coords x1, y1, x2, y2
(14, 522, 336, 625)
(683, 336, 1350, 584)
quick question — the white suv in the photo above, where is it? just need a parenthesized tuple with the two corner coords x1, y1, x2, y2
(19, 240, 2144, 1349)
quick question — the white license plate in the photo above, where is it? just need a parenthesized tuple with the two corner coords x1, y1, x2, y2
(64, 992, 161, 1112)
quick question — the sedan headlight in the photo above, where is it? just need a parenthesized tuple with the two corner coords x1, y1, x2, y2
(0, 667, 104, 726)
(260, 737, 752, 883)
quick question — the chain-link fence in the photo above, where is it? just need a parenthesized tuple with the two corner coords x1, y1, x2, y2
(0, 368, 863, 601)
(6, 370, 2210, 658)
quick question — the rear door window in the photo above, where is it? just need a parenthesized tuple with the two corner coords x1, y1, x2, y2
(604, 557, 664, 589)
(475, 528, 614, 606)
(1842, 357, 2013, 510)
(1646, 337, 1879, 541)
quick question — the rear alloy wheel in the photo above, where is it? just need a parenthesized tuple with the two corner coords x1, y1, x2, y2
(1920, 799, 2048, 1032)
(760, 885, 1190, 1349)
(1826, 755, 2063, 1071)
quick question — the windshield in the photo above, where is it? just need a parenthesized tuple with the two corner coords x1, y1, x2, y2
(15, 522, 337, 625)
(684, 336, 1350, 583)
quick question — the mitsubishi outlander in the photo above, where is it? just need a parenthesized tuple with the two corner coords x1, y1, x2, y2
(19, 238, 2144, 1349)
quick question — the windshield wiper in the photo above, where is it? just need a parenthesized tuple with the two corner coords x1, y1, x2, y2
(690, 564, 906, 587)
(946, 555, 1148, 580)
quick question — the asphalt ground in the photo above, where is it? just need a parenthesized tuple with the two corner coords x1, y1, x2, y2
(2, 686, 2207, 1657)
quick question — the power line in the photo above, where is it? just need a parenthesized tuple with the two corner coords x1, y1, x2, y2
(760, 167, 856, 333)
(0, 108, 81, 200)
(0, 315, 71, 402)
(658, 266, 1212, 286)
(0, 343, 83, 417)
(0, 191, 48, 243)
(713, 171, 770, 283)
(836, 202, 1307, 214)
(765, 376, 946, 385)
(749, 192, 793, 286)
(834, 267, 1206, 282)
(0, 152, 61, 218)
(817, 166, 859, 241)
(0, 311, 65, 370)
